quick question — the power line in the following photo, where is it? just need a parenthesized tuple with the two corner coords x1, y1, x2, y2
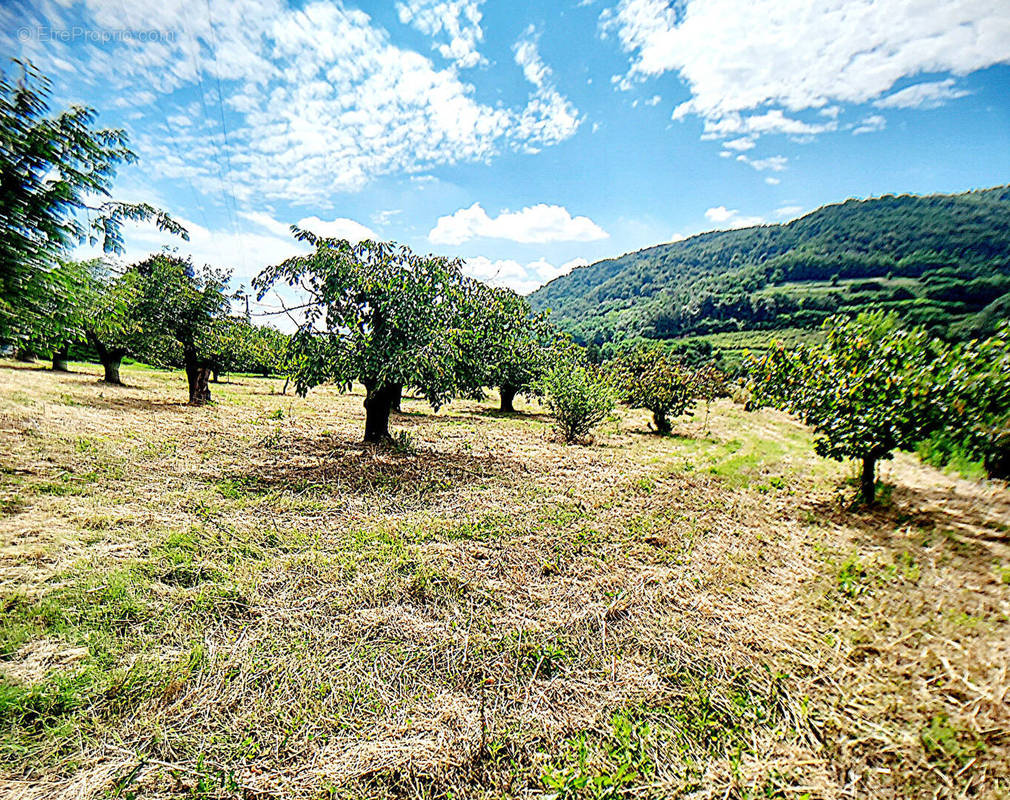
(181, 9, 243, 259)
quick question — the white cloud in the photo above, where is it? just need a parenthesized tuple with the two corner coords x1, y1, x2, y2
(736, 154, 788, 172)
(296, 216, 377, 243)
(765, 177, 781, 185)
(645, 94, 661, 106)
(512, 28, 582, 148)
(704, 206, 737, 223)
(874, 78, 972, 109)
(464, 255, 589, 294)
(240, 210, 379, 246)
(396, 0, 486, 68)
(514, 28, 549, 88)
(26, 0, 582, 204)
(775, 205, 804, 219)
(429, 203, 609, 245)
(852, 114, 887, 135)
(704, 205, 765, 229)
(699, 109, 838, 138)
(371, 209, 403, 226)
(238, 210, 292, 237)
(81, 212, 308, 286)
(722, 137, 756, 151)
(603, 0, 1010, 140)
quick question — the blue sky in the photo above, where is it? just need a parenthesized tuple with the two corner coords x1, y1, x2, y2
(4, 0, 1010, 316)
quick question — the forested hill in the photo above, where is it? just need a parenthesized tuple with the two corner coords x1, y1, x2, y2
(529, 187, 1010, 352)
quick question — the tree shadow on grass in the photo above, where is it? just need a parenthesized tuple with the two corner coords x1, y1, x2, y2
(807, 477, 1010, 555)
(241, 431, 528, 504)
(459, 407, 553, 423)
(74, 393, 192, 412)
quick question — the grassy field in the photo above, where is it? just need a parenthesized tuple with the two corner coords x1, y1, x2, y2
(1, 360, 1008, 799)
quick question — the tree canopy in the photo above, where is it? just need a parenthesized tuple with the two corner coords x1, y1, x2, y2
(748, 311, 946, 503)
(479, 285, 556, 412)
(611, 345, 696, 434)
(129, 253, 233, 404)
(0, 60, 185, 349)
(938, 323, 1010, 478)
(254, 233, 487, 441)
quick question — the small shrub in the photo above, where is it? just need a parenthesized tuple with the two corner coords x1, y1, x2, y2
(541, 356, 616, 443)
(390, 430, 417, 455)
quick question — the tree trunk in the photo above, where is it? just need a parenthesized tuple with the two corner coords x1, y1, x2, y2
(211, 368, 220, 383)
(103, 355, 123, 385)
(363, 383, 397, 443)
(14, 349, 35, 363)
(860, 455, 877, 505)
(653, 409, 671, 435)
(87, 332, 126, 386)
(983, 429, 1010, 480)
(500, 384, 517, 413)
(52, 345, 70, 372)
(185, 350, 213, 405)
(390, 383, 403, 412)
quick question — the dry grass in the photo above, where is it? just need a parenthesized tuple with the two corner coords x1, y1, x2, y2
(0, 360, 1007, 799)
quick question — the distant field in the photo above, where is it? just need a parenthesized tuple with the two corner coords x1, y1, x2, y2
(1, 361, 1008, 799)
(675, 327, 824, 354)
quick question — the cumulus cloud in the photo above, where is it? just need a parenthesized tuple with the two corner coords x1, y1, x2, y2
(429, 203, 609, 245)
(874, 78, 972, 109)
(704, 206, 765, 229)
(698, 110, 838, 139)
(396, 0, 486, 68)
(464, 255, 589, 294)
(15, 0, 582, 205)
(602, 0, 1010, 139)
(238, 210, 293, 238)
(295, 216, 377, 243)
(87, 212, 308, 286)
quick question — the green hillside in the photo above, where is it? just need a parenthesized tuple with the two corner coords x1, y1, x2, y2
(529, 187, 1010, 355)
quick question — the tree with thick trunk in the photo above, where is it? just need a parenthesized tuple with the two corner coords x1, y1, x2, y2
(483, 287, 554, 416)
(612, 346, 695, 435)
(51, 344, 70, 372)
(185, 349, 213, 405)
(253, 237, 487, 445)
(390, 383, 403, 412)
(499, 384, 517, 413)
(87, 332, 126, 385)
(128, 254, 230, 405)
(364, 383, 399, 442)
(651, 408, 672, 435)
